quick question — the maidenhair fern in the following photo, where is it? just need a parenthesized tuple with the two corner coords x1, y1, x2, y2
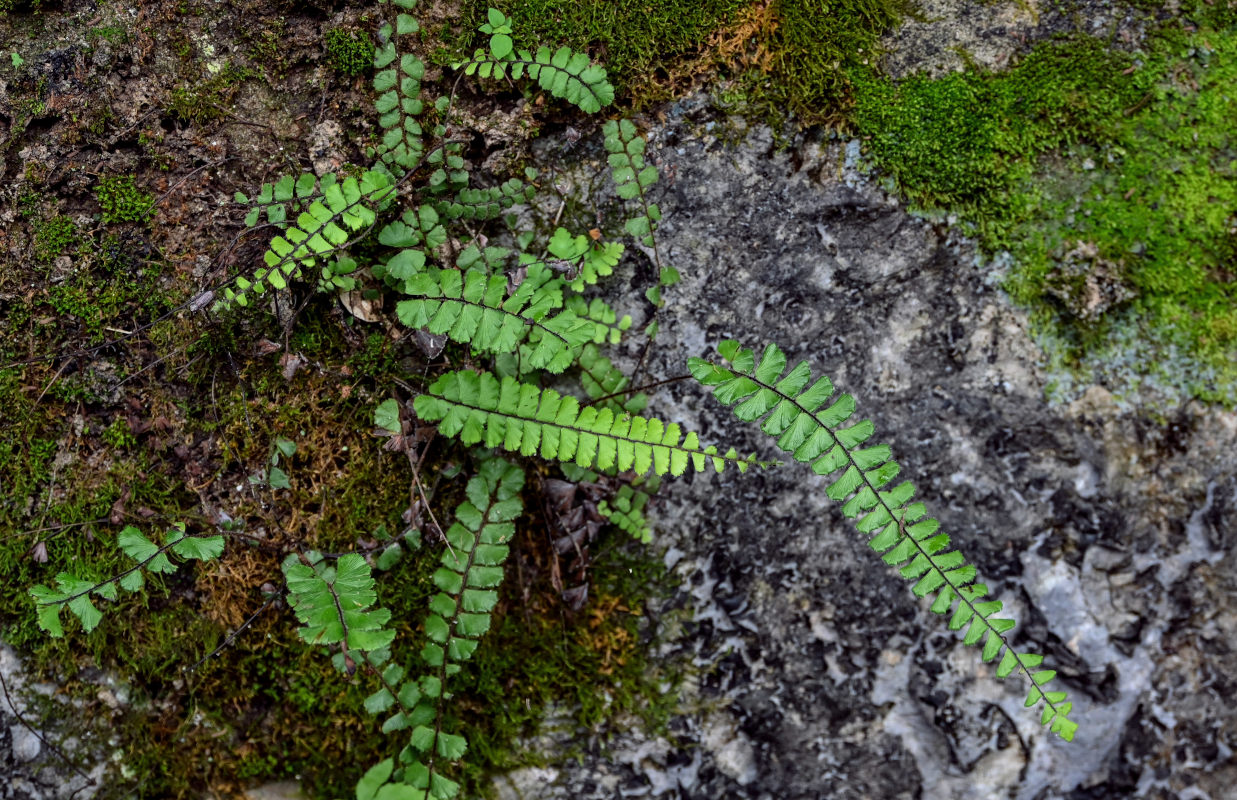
(602, 118, 680, 333)
(371, 0, 428, 172)
(393, 262, 603, 373)
(283, 551, 397, 665)
(23, 5, 1083, 799)
(413, 370, 759, 476)
(689, 341, 1079, 741)
(30, 523, 225, 636)
(339, 457, 524, 800)
(454, 9, 615, 114)
(437, 172, 538, 221)
(220, 170, 396, 309)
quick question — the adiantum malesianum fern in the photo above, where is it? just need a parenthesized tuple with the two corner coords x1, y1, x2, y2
(689, 340, 1079, 741)
(220, 170, 396, 310)
(29, 523, 225, 636)
(454, 8, 615, 114)
(413, 369, 761, 477)
(602, 118, 680, 336)
(286, 455, 525, 800)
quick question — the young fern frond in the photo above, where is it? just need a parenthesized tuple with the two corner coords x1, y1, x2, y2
(602, 119, 679, 333)
(435, 173, 537, 221)
(598, 484, 652, 544)
(393, 263, 600, 373)
(544, 227, 625, 291)
(29, 523, 225, 636)
(217, 171, 395, 310)
(356, 457, 525, 800)
(690, 341, 1079, 742)
(283, 551, 397, 658)
(371, 7, 427, 172)
(414, 370, 761, 476)
(453, 9, 614, 114)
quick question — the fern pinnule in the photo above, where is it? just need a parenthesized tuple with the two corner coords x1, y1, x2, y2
(414, 369, 760, 476)
(690, 340, 1079, 742)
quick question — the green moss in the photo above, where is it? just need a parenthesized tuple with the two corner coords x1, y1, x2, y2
(32, 214, 76, 262)
(851, 23, 1237, 404)
(325, 27, 374, 76)
(94, 174, 154, 224)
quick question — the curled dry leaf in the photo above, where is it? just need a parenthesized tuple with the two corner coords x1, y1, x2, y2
(340, 290, 382, 323)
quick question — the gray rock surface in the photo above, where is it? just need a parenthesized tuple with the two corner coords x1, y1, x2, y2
(1, 643, 106, 800)
(500, 96, 1237, 799)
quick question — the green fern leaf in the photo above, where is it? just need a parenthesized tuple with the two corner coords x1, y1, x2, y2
(393, 263, 599, 372)
(282, 552, 396, 652)
(218, 171, 394, 311)
(414, 370, 760, 476)
(692, 340, 1078, 741)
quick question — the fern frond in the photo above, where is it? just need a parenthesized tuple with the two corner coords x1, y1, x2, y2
(394, 263, 596, 372)
(543, 227, 625, 291)
(414, 370, 760, 476)
(454, 28, 615, 114)
(435, 174, 537, 221)
(603, 119, 679, 334)
(282, 551, 397, 656)
(579, 344, 647, 413)
(29, 523, 225, 636)
(358, 457, 525, 800)
(690, 341, 1078, 742)
(218, 171, 395, 310)
(598, 484, 652, 543)
(371, 13, 427, 172)
(234, 172, 334, 228)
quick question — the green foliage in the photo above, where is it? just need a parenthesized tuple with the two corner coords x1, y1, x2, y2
(598, 484, 651, 543)
(449, 0, 747, 97)
(350, 457, 525, 800)
(414, 370, 758, 476)
(691, 341, 1079, 741)
(437, 173, 537, 221)
(371, 10, 430, 172)
(394, 262, 604, 373)
(93, 174, 153, 224)
(849, 26, 1237, 404)
(602, 118, 678, 332)
(29, 523, 225, 636)
(16, 4, 1086, 797)
(220, 171, 396, 309)
(455, 9, 615, 113)
(326, 28, 376, 76)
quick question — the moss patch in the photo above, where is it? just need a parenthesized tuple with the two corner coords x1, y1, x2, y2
(850, 21, 1237, 405)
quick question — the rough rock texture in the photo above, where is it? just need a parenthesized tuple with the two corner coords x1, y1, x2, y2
(879, 0, 1155, 78)
(497, 97, 1237, 799)
(1, 644, 106, 800)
